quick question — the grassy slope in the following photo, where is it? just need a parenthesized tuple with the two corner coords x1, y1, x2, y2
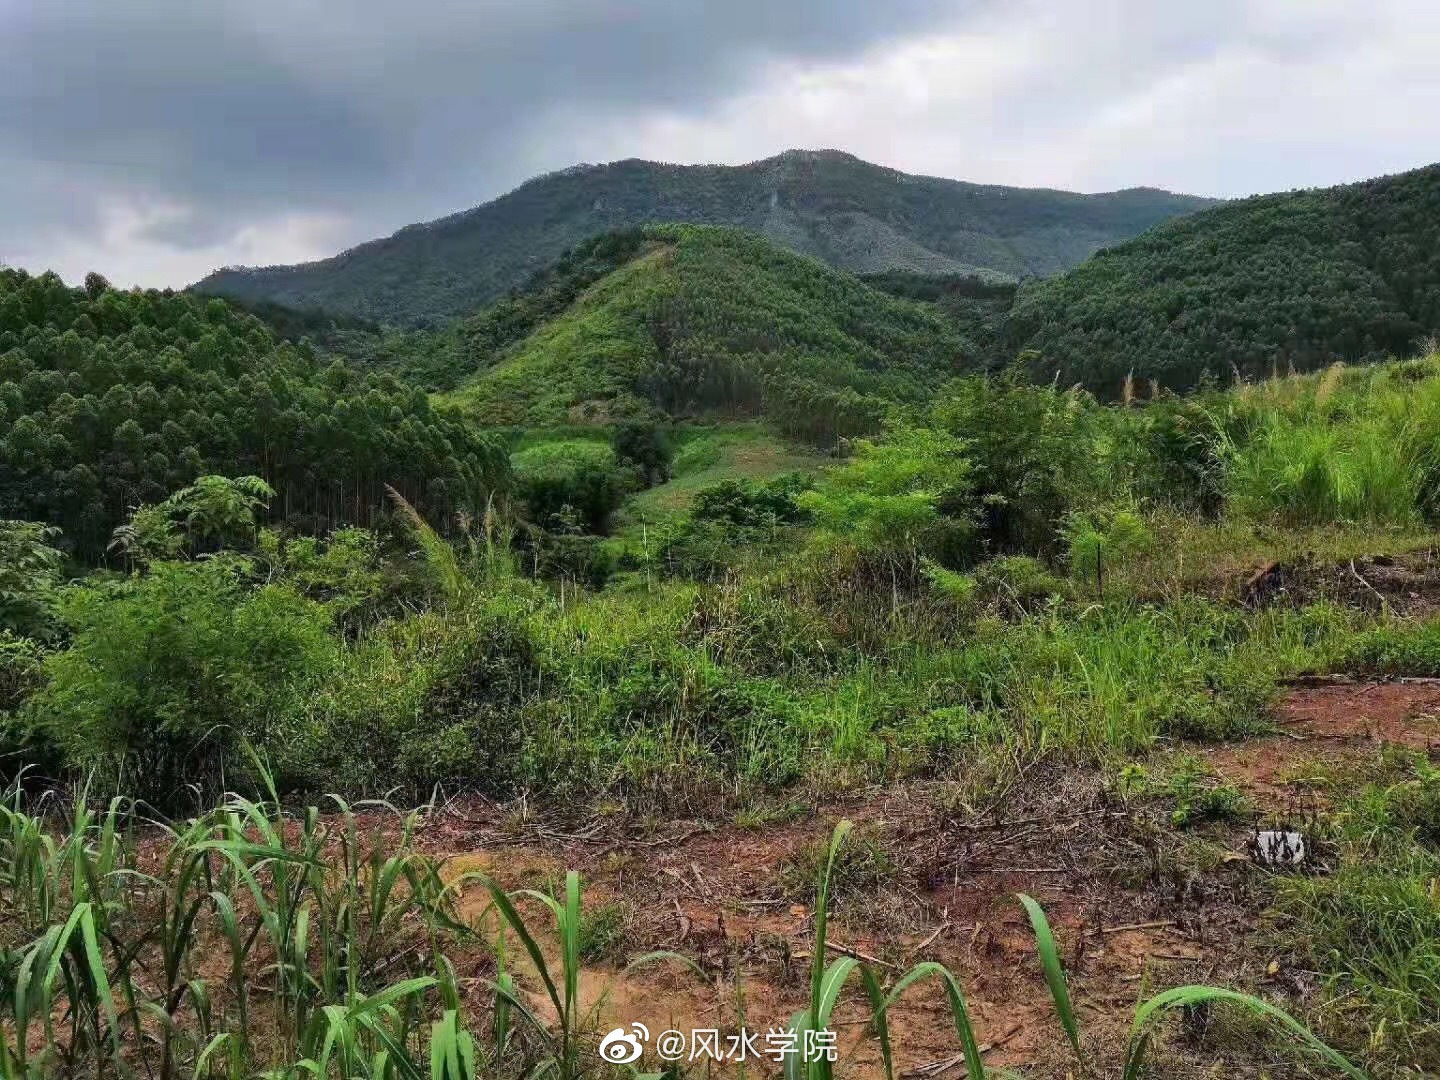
(443, 225, 979, 439)
(620, 423, 827, 528)
(450, 245, 675, 425)
(192, 149, 1215, 324)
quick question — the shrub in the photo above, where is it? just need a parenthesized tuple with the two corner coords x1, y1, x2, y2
(1063, 506, 1155, 595)
(932, 374, 1103, 552)
(258, 527, 399, 627)
(799, 426, 977, 568)
(1130, 395, 1231, 515)
(0, 520, 64, 639)
(290, 599, 542, 798)
(523, 531, 619, 587)
(27, 558, 338, 803)
(513, 440, 633, 534)
(691, 473, 811, 529)
(610, 419, 673, 486)
(0, 632, 45, 714)
(973, 555, 1069, 607)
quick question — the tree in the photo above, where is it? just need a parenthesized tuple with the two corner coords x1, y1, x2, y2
(611, 419, 672, 486)
(0, 520, 64, 638)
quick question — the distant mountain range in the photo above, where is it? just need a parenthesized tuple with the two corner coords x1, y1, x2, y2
(193, 150, 1217, 325)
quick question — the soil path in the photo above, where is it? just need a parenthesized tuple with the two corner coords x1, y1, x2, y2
(1205, 681, 1440, 813)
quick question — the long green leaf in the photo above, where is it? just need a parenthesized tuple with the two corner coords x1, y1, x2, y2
(1123, 986, 1367, 1080)
(1017, 894, 1080, 1061)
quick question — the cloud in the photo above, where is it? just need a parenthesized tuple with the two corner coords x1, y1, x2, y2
(1, 0, 1438, 287)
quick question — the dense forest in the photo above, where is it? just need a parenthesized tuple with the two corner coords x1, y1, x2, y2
(446, 224, 983, 443)
(1006, 163, 1440, 393)
(0, 268, 509, 559)
(193, 149, 1215, 324)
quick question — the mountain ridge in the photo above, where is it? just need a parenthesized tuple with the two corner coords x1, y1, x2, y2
(193, 150, 1218, 325)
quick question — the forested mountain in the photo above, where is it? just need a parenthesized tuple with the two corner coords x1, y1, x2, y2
(0, 269, 508, 559)
(444, 225, 981, 443)
(192, 150, 1215, 325)
(1006, 163, 1440, 393)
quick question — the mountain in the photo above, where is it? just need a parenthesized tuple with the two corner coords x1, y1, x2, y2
(1005, 163, 1440, 394)
(441, 224, 981, 444)
(192, 150, 1217, 326)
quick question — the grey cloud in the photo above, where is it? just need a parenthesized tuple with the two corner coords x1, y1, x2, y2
(0, 0, 965, 273)
(0, 0, 1435, 286)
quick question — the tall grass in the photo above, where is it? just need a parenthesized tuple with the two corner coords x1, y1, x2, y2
(1226, 355, 1440, 526)
(0, 767, 474, 1078)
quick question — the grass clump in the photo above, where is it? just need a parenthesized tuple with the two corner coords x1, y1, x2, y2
(780, 825, 898, 903)
(1340, 617, 1440, 676)
(1225, 358, 1440, 528)
(1271, 750, 1440, 1070)
(1135, 754, 1250, 828)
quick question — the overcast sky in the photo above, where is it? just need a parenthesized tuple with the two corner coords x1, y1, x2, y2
(4, 0, 1438, 289)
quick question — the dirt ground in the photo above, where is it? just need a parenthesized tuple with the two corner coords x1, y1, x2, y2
(389, 679, 1440, 1077)
(1239, 549, 1440, 618)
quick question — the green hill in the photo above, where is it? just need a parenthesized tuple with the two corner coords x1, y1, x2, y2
(192, 149, 1216, 325)
(0, 269, 508, 559)
(1005, 162, 1440, 394)
(443, 225, 980, 443)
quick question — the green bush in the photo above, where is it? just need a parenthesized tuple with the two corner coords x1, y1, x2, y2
(288, 598, 542, 798)
(512, 440, 634, 534)
(800, 426, 977, 568)
(932, 375, 1105, 553)
(1063, 506, 1155, 595)
(610, 418, 673, 486)
(0, 521, 64, 639)
(647, 474, 812, 580)
(27, 559, 338, 803)
(0, 632, 53, 777)
(691, 474, 811, 529)
(257, 527, 394, 624)
(973, 555, 1069, 607)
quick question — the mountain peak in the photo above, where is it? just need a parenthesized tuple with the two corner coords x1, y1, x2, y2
(193, 153, 1216, 325)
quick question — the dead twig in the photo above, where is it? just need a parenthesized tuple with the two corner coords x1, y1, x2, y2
(1089, 919, 1178, 936)
(903, 1022, 1023, 1077)
(1349, 560, 1388, 609)
(824, 940, 899, 971)
(907, 921, 952, 959)
(671, 898, 690, 946)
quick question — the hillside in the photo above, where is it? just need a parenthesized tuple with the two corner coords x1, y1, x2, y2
(1006, 162, 1440, 393)
(192, 150, 1216, 325)
(0, 268, 507, 558)
(443, 225, 980, 443)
